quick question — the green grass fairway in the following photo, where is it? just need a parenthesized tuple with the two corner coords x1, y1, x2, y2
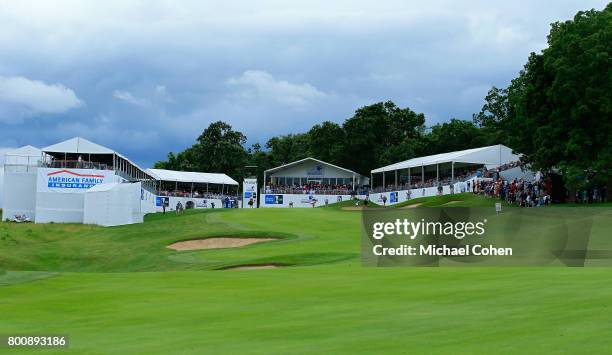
(1, 195, 611, 354)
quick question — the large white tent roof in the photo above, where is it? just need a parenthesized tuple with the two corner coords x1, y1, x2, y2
(264, 157, 362, 176)
(146, 168, 238, 185)
(41, 137, 149, 176)
(3, 145, 47, 166)
(5, 145, 42, 157)
(42, 137, 114, 154)
(371, 144, 520, 173)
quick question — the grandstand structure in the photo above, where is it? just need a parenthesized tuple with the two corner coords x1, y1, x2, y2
(262, 157, 368, 208)
(2, 139, 528, 218)
(1, 137, 239, 225)
(146, 168, 238, 209)
(369, 144, 523, 205)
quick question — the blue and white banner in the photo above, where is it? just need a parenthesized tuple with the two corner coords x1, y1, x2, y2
(265, 194, 284, 205)
(306, 164, 324, 176)
(37, 168, 116, 193)
(243, 178, 258, 207)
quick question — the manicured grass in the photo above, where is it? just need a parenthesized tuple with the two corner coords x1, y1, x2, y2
(0, 196, 611, 353)
(391, 192, 514, 208)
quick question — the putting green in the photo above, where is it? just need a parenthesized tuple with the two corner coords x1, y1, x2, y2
(0, 194, 611, 353)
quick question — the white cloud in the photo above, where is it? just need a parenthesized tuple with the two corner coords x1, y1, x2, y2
(227, 70, 327, 106)
(155, 85, 166, 94)
(112, 90, 149, 107)
(0, 75, 83, 115)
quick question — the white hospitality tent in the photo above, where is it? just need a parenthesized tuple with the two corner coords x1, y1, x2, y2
(83, 182, 143, 227)
(146, 168, 239, 197)
(370, 144, 520, 189)
(41, 137, 155, 189)
(3, 145, 46, 170)
(263, 157, 368, 191)
(2, 146, 47, 219)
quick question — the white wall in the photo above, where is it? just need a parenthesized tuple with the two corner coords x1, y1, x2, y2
(261, 193, 354, 208)
(0, 165, 3, 209)
(0, 148, 9, 208)
(141, 188, 157, 215)
(84, 183, 143, 227)
(260, 180, 475, 208)
(34, 168, 120, 224)
(1, 169, 37, 221)
(368, 180, 472, 206)
(154, 196, 229, 213)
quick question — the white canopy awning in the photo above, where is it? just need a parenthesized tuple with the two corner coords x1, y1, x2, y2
(3, 145, 46, 166)
(41, 137, 149, 177)
(264, 157, 361, 176)
(371, 145, 520, 173)
(5, 145, 42, 157)
(146, 168, 238, 185)
(42, 137, 114, 154)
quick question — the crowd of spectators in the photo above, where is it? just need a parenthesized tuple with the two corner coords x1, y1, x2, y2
(373, 171, 477, 192)
(474, 177, 552, 207)
(157, 190, 237, 200)
(573, 187, 607, 204)
(265, 183, 358, 195)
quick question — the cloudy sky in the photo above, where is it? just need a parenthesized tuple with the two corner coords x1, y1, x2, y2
(0, 0, 607, 169)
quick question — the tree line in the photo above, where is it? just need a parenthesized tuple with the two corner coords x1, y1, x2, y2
(155, 4, 611, 192)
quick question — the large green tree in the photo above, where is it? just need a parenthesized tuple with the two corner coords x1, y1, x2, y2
(341, 101, 426, 174)
(307, 121, 345, 164)
(154, 121, 248, 180)
(265, 133, 311, 167)
(475, 4, 611, 190)
(426, 119, 491, 155)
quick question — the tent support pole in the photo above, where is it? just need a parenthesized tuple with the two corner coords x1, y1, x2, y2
(394, 170, 398, 189)
(421, 165, 424, 188)
(382, 172, 385, 191)
(436, 164, 439, 185)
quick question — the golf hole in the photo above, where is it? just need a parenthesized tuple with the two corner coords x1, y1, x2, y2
(167, 237, 280, 251)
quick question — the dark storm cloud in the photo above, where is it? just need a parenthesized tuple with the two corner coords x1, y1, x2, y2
(0, 0, 607, 167)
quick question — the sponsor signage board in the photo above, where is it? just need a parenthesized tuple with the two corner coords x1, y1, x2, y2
(37, 168, 116, 193)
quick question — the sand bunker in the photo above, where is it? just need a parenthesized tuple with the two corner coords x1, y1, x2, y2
(401, 203, 423, 209)
(442, 200, 464, 205)
(225, 264, 280, 270)
(167, 237, 278, 251)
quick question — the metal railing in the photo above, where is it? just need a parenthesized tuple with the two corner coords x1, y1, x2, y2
(39, 160, 111, 170)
